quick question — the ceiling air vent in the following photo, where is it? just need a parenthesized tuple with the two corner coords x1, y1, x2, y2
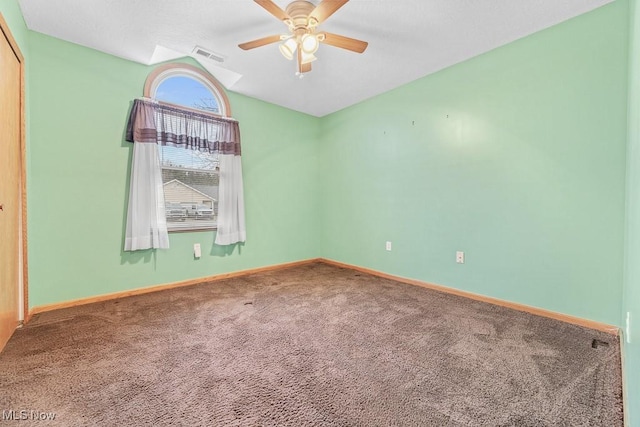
(192, 46, 225, 64)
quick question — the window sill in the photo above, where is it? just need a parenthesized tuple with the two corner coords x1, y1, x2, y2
(168, 227, 217, 234)
(167, 218, 217, 233)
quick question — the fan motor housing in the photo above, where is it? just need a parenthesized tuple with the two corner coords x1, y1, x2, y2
(285, 0, 316, 30)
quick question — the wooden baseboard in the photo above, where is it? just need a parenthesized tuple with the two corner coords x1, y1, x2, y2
(28, 258, 321, 318)
(28, 257, 619, 336)
(318, 258, 620, 335)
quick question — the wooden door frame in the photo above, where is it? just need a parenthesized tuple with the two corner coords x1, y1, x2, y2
(0, 13, 28, 324)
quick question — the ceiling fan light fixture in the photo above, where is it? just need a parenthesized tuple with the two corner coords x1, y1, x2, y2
(301, 52, 317, 65)
(279, 37, 297, 60)
(301, 34, 319, 54)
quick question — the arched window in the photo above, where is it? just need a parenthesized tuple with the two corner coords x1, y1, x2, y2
(144, 64, 233, 232)
(144, 63, 231, 117)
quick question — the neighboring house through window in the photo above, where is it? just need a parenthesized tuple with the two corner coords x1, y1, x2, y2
(144, 64, 232, 232)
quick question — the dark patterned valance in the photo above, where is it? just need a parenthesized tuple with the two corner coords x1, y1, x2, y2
(125, 99, 241, 155)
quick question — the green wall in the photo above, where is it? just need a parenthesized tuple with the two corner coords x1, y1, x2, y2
(625, 0, 640, 425)
(27, 32, 320, 306)
(319, 1, 628, 326)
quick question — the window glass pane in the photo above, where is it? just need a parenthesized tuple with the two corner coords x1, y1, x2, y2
(155, 76, 220, 114)
(160, 146, 219, 231)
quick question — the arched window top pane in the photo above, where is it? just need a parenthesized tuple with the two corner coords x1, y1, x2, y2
(144, 63, 232, 117)
(155, 76, 220, 114)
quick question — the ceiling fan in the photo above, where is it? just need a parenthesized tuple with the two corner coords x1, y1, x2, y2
(239, 0, 368, 77)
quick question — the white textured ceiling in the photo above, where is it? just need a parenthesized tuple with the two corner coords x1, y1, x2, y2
(19, 0, 612, 117)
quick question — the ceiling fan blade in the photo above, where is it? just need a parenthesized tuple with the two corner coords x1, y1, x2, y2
(310, 0, 349, 24)
(254, 0, 290, 21)
(319, 32, 368, 53)
(238, 35, 282, 50)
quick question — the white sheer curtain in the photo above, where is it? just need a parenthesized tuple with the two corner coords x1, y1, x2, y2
(124, 142, 170, 251)
(124, 99, 246, 250)
(215, 154, 246, 245)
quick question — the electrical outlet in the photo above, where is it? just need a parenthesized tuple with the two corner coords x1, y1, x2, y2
(194, 243, 201, 259)
(385, 241, 392, 251)
(456, 251, 465, 264)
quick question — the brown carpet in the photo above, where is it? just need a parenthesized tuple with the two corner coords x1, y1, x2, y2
(0, 262, 623, 426)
